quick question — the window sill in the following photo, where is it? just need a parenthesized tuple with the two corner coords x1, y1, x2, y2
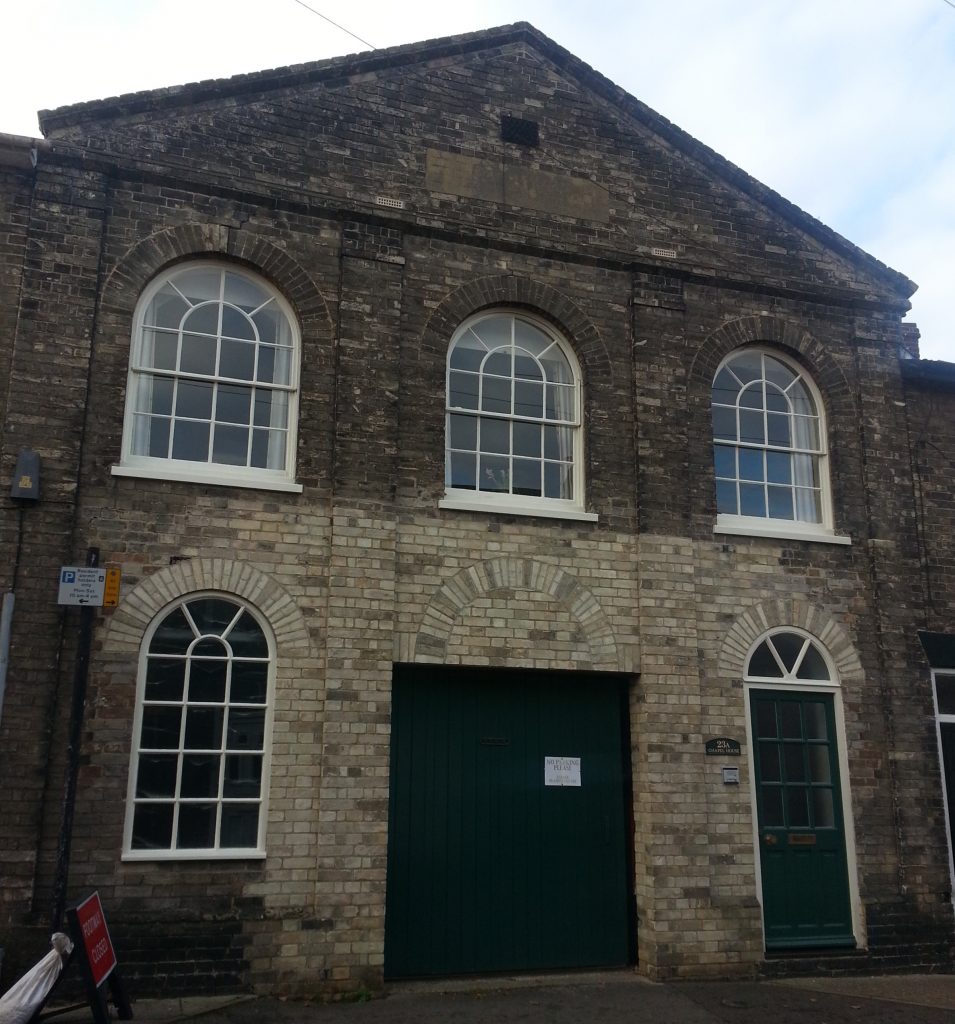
(715, 516, 851, 546)
(112, 463, 303, 494)
(122, 849, 267, 862)
(440, 494, 598, 523)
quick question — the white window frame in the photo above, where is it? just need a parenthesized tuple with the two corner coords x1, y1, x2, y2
(122, 593, 275, 861)
(711, 347, 848, 545)
(439, 310, 596, 522)
(931, 669, 955, 899)
(113, 261, 303, 493)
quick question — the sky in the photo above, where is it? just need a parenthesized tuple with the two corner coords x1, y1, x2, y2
(2, 0, 953, 359)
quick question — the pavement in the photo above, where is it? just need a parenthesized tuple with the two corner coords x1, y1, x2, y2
(77, 970, 955, 1024)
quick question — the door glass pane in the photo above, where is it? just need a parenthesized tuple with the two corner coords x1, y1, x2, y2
(805, 701, 827, 739)
(758, 743, 781, 782)
(754, 699, 778, 737)
(813, 788, 835, 828)
(780, 702, 802, 739)
(784, 744, 806, 782)
(809, 745, 831, 784)
(761, 787, 784, 827)
(786, 787, 810, 827)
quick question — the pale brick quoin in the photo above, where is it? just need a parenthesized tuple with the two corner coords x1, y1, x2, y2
(1, 20, 955, 997)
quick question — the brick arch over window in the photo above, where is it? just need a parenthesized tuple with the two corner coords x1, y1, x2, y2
(102, 558, 311, 659)
(717, 597, 863, 683)
(100, 224, 332, 330)
(414, 557, 618, 670)
(422, 274, 611, 383)
(689, 315, 853, 419)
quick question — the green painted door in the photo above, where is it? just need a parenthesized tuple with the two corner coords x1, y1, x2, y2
(385, 666, 633, 978)
(750, 689, 855, 949)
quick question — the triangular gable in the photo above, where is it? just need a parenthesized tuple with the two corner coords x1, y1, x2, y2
(37, 22, 914, 305)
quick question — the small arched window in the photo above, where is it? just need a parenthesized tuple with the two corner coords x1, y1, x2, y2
(441, 311, 592, 520)
(711, 349, 844, 542)
(115, 262, 301, 492)
(123, 595, 274, 859)
(746, 630, 832, 682)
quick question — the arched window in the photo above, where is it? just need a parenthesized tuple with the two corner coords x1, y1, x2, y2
(746, 630, 832, 682)
(442, 311, 592, 520)
(115, 262, 301, 492)
(123, 595, 274, 859)
(711, 349, 843, 542)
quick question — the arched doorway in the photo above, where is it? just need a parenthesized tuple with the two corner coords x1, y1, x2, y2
(745, 630, 855, 949)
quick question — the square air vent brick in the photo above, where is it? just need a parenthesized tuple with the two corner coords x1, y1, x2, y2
(501, 114, 540, 147)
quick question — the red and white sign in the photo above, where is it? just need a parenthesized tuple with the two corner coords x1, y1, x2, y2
(75, 892, 117, 987)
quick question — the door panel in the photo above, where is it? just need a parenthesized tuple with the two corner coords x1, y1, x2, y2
(385, 666, 633, 978)
(751, 689, 855, 949)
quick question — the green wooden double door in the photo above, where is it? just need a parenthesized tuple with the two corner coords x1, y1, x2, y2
(385, 666, 634, 978)
(750, 689, 855, 949)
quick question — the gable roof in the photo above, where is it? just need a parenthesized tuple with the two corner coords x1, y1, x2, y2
(38, 21, 914, 300)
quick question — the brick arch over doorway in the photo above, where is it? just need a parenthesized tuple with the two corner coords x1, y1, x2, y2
(413, 556, 618, 671)
(717, 597, 863, 683)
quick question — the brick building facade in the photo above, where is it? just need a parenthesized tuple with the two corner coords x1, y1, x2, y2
(1, 22, 954, 995)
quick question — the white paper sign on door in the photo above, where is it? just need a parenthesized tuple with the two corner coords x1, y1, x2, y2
(544, 756, 581, 787)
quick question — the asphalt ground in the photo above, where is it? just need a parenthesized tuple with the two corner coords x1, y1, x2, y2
(125, 971, 955, 1024)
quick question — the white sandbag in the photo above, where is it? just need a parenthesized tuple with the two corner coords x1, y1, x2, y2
(0, 934, 73, 1024)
